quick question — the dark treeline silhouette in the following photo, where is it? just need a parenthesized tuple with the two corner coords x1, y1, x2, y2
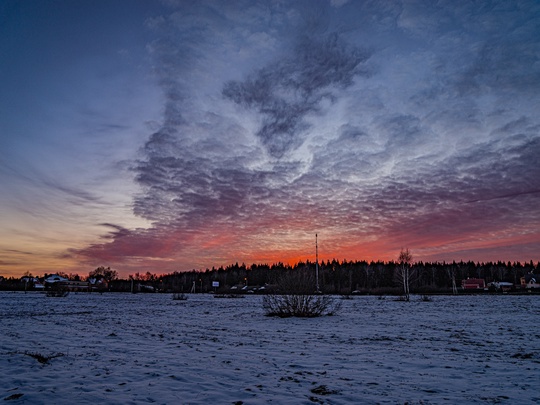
(120, 259, 539, 294)
(2, 260, 538, 294)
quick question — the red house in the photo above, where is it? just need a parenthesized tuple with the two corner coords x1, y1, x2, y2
(461, 278, 486, 290)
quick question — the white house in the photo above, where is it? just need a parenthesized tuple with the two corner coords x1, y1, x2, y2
(44, 274, 68, 284)
(521, 273, 540, 289)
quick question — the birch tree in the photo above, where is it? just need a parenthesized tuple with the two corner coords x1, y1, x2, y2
(396, 248, 414, 301)
(446, 264, 458, 295)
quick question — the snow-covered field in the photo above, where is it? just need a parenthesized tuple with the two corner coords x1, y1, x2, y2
(1, 292, 539, 404)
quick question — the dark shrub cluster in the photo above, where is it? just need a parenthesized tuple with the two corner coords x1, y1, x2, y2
(262, 270, 341, 317)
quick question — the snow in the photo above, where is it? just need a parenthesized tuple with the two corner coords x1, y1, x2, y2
(1, 292, 539, 404)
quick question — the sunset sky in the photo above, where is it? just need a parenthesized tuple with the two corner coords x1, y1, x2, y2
(1, 0, 539, 279)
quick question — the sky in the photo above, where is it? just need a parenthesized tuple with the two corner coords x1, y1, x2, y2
(1, 0, 539, 279)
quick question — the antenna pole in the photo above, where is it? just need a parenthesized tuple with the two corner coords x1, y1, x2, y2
(315, 233, 320, 292)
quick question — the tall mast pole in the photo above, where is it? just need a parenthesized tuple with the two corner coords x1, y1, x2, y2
(315, 233, 320, 292)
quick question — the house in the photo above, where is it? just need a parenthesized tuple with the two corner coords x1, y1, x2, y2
(88, 277, 108, 290)
(20, 276, 44, 289)
(63, 281, 90, 291)
(487, 281, 514, 292)
(44, 275, 91, 292)
(44, 274, 69, 284)
(461, 278, 486, 290)
(521, 273, 540, 289)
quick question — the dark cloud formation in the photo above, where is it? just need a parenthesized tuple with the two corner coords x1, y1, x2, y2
(73, 0, 540, 272)
(223, 32, 371, 157)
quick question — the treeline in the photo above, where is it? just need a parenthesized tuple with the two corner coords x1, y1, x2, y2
(1, 259, 538, 294)
(116, 259, 539, 294)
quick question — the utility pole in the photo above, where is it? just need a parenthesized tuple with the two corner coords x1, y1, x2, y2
(316, 233, 320, 293)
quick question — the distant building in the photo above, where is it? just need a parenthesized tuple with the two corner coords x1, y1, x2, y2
(461, 278, 486, 290)
(44, 274, 69, 284)
(61, 281, 90, 291)
(521, 273, 540, 289)
(20, 276, 44, 290)
(487, 281, 514, 292)
(88, 277, 107, 290)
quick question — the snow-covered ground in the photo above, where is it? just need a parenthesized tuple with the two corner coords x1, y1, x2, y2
(1, 292, 539, 404)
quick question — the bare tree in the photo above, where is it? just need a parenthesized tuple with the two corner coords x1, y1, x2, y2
(446, 264, 458, 295)
(396, 248, 414, 301)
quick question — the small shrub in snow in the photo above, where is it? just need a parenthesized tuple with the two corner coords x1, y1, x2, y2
(172, 292, 187, 300)
(263, 294, 341, 317)
(262, 270, 341, 317)
(310, 385, 339, 395)
(4, 393, 24, 401)
(23, 351, 64, 364)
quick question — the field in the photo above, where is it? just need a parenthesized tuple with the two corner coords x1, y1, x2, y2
(1, 292, 539, 404)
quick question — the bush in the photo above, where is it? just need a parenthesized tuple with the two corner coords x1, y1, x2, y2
(23, 351, 64, 364)
(262, 270, 341, 317)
